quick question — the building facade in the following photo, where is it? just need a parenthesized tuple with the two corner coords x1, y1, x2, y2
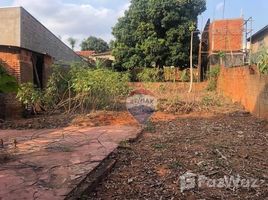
(200, 18, 245, 80)
(0, 7, 81, 119)
(250, 25, 268, 54)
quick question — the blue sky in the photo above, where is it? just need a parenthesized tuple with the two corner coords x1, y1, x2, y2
(200, 0, 268, 32)
(0, 0, 267, 50)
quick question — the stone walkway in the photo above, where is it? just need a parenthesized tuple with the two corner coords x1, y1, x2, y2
(0, 125, 141, 200)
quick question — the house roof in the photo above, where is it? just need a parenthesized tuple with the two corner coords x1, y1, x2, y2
(76, 51, 96, 57)
(248, 25, 268, 41)
(0, 7, 81, 62)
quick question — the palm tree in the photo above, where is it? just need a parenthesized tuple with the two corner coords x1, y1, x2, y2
(67, 37, 77, 50)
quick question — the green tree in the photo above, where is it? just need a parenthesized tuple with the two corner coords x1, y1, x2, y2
(80, 36, 109, 53)
(112, 0, 206, 69)
(67, 37, 77, 50)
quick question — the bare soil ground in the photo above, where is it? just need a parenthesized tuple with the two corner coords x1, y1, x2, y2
(1, 89, 267, 199)
(0, 111, 137, 129)
(86, 107, 268, 199)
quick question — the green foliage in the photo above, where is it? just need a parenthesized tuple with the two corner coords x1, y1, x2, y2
(137, 68, 162, 82)
(0, 64, 18, 93)
(70, 67, 130, 110)
(255, 49, 268, 74)
(18, 62, 130, 114)
(207, 66, 220, 91)
(201, 94, 222, 107)
(208, 66, 220, 78)
(43, 63, 71, 108)
(217, 51, 226, 58)
(180, 69, 190, 82)
(80, 36, 109, 53)
(16, 83, 42, 113)
(112, 0, 206, 69)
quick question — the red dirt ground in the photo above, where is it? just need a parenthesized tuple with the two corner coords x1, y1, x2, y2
(86, 107, 268, 199)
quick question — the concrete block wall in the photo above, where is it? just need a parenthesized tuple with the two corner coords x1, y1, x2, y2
(218, 66, 268, 119)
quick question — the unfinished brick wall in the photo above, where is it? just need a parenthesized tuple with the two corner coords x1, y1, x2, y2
(0, 46, 21, 82)
(19, 49, 33, 83)
(209, 19, 243, 53)
(0, 46, 53, 119)
(218, 66, 268, 119)
(43, 55, 53, 87)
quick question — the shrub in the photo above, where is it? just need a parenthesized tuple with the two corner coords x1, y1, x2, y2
(256, 49, 268, 74)
(0, 64, 18, 93)
(17, 62, 130, 114)
(70, 67, 130, 111)
(16, 83, 43, 114)
(137, 68, 162, 82)
(206, 66, 220, 91)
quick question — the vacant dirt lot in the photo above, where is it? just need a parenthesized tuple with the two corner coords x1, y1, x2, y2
(87, 107, 268, 199)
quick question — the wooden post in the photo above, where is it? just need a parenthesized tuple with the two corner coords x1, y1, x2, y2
(188, 31, 194, 93)
(198, 31, 202, 82)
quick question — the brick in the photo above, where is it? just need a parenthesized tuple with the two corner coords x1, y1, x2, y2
(218, 66, 268, 120)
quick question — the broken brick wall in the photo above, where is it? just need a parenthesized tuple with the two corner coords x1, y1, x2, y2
(218, 66, 268, 119)
(0, 46, 53, 119)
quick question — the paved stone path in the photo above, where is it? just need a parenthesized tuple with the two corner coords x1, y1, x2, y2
(0, 125, 141, 200)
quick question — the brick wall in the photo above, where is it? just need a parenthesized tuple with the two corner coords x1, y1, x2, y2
(0, 46, 21, 82)
(209, 19, 243, 53)
(0, 46, 53, 119)
(19, 49, 34, 83)
(218, 66, 268, 119)
(43, 55, 53, 87)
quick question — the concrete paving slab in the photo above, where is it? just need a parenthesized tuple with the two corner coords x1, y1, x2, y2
(0, 125, 141, 200)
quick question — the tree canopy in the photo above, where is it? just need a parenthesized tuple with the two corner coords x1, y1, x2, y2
(80, 36, 109, 53)
(112, 0, 206, 69)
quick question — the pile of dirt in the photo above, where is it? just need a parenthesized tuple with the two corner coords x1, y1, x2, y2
(87, 108, 268, 199)
(0, 111, 138, 130)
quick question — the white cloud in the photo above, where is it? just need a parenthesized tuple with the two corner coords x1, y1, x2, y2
(12, 0, 130, 50)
